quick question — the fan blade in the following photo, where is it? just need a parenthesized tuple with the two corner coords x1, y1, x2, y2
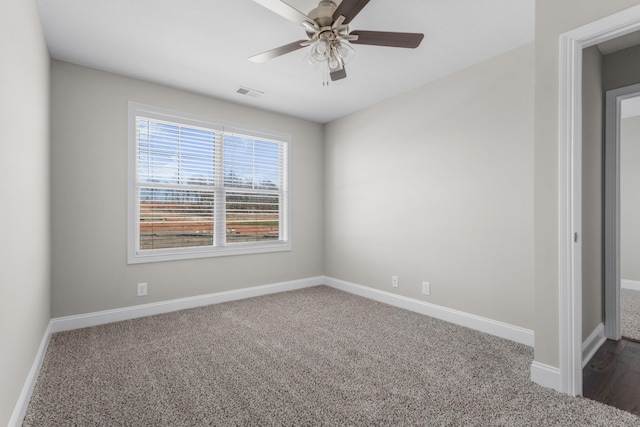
(249, 40, 308, 63)
(350, 30, 424, 48)
(330, 67, 347, 81)
(332, 0, 370, 24)
(253, 0, 313, 26)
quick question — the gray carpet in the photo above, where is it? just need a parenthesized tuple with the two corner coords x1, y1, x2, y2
(24, 286, 639, 426)
(621, 288, 640, 342)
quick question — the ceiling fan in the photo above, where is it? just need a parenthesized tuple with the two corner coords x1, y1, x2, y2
(249, 0, 424, 82)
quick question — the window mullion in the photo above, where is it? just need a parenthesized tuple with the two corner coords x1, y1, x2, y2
(135, 184, 141, 254)
(214, 131, 225, 246)
(178, 126, 182, 185)
(279, 143, 286, 241)
(135, 119, 145, 254)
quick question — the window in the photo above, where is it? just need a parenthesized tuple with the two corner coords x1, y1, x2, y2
(128, 103, 290, 263)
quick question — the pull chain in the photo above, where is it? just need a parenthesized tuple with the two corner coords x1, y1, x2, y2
(323, 61, 329, 86)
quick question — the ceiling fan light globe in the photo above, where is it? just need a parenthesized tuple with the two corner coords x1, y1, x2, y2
(307, 54, 319, 65)
(337, 42, 355, 63)
(315, 41, 328, 54)
(311, 45, 328, 62)
(329, 57, 339, 69)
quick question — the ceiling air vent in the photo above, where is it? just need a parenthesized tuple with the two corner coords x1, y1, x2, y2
(236, 86, 263, 99)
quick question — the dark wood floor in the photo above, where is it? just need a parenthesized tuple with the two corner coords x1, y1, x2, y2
(583, 338, 640, 415)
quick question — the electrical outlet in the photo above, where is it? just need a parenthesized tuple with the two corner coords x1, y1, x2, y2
(392, 276, 399, 288)
(137, 282, 147, 296)
(422, 281, 430, 295)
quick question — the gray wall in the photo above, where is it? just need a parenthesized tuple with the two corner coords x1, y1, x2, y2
(0, 0, 51, 424)
(581, 46, 604, 340)
(324, 44, 535, 329)
(50, 61, 324, 317)
(534, 0, 640, 367)
(604, 44, 640, 91)
(621, 116, 640, 281)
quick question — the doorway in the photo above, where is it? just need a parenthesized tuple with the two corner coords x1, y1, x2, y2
(557, 5, 640, 397)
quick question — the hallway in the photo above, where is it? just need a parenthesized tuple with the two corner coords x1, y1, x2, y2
(583, 338, 640, 415)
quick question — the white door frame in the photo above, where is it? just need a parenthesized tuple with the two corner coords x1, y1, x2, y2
(604, 83, 640, 341)
(558, 5, 640, 396)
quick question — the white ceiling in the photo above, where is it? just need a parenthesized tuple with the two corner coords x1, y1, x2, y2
(36, 0, 534, 124)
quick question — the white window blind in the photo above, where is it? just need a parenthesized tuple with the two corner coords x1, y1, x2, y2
(128, 103, 290, 263)
(224, 133, 286, 244)
(136, 118, 218, 251)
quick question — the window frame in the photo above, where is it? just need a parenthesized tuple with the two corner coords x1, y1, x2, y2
(127, 102, 291, 264)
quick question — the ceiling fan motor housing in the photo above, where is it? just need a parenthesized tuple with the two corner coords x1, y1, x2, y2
(307, 1, 338, 29)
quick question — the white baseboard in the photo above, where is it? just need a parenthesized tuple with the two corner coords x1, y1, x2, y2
(530, 361, 561, 392)
(8, 320, 53, 427)
(622, 279, 640, 291)
(323, 277, 534, 347)
(582, 323, 606, 368)
(531, 323, 606, 393)
(51, 276, 324, 333)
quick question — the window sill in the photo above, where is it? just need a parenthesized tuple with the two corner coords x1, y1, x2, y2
(127, 241, 292, 264)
